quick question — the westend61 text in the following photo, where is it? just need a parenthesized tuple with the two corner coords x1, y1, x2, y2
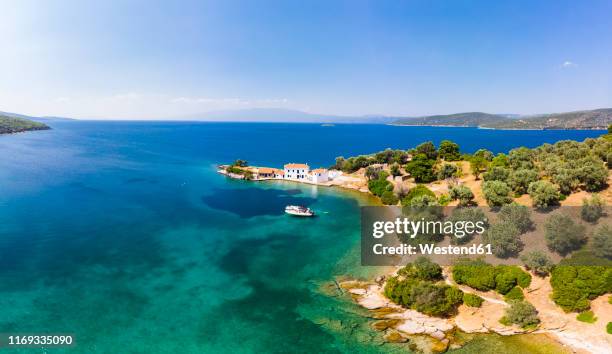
(372, 243, 493, 256)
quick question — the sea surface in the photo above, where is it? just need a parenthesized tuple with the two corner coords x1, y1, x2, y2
(0, 121, 603, 353)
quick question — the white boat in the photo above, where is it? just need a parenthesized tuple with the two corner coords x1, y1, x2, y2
(285, 205, 315, 217)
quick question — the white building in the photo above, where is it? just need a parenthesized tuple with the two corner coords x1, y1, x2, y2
(284, 163, 309, 180)
(309, 168, 329, 183)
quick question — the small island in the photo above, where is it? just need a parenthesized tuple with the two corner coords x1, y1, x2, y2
(0, 115, 50, 134)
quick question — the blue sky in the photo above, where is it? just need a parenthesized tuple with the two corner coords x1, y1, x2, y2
(1, 0, 611, 119)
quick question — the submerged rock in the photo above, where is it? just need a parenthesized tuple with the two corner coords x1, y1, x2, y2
(383, 329, 408, 343)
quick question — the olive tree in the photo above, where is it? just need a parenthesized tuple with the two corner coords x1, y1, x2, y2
(483, 180, 512, 207)
(448, 185, 474, 206)
(592, 224, 612, 259)
(508, 169, 539, 195)
(498, 204, 533, 233)
(528, 180, 560, 208)
(581, 195, 604, 223)
(544, 213, 586, 255)
(483, 221, 522, 258)
(520, 251, 554, 276)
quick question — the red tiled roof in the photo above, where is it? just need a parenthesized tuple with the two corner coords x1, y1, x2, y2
(284, 163, 309, 169)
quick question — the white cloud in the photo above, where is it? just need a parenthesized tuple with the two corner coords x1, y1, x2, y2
(560, 61, 577, 68)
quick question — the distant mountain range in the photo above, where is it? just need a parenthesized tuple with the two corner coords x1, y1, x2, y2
(391, 108, 612, 130)
(1, 108, 611, 129)
(181, 108, 396, 123)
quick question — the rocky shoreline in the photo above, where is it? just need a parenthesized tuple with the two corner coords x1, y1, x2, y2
(339, 268, 611, 354)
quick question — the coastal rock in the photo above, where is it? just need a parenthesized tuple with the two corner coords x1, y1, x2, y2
(371, 319, 401, 331)
(396, 320, 426, 334)
(383, 329, 408, 343)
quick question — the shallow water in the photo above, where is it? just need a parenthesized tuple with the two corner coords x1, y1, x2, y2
(0, 121, 599, 353)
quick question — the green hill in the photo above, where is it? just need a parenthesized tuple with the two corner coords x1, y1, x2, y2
(392, 108, 612, 130)
(0, 115, 50, 134)
(393, 112, 510, 127)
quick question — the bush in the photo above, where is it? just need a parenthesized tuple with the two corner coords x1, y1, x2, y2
(581, 195, 604, 223)
(381, 190, 399, 205)
(550, 265, 612, 312)
(592, 224, 612, 259)
(438, 140, 461, 161)
(401, 185, 435, 206)
(452, 260, 531, 294)
(384, 259, 463, 317)
(448, 185, 475, 206)
(437, 163, 458, 180)
(474, 149, 494, 161)
(413, 256, 443, 281)
(483, 221, 522, 258)
(483, 180, 513, 207)
(501, 300, 540, 328)
(521, 251, 554, 276)
(438, 194, 451, 206)
(607, 322, 612, 334)
(528, 180, 560, 208)
(544, 213, 586, 255)
(576, 310, 597, 323)
(504, 286, 525, 301)
(508, 169, 539, 195)
(463, 293, 484, 307)
(498, 204, 533, 233)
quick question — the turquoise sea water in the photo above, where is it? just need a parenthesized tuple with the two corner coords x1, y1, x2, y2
(0, 121, 604, 353)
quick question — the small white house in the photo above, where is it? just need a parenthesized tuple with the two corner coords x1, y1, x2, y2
(309, 168, 329, 183)
(284, 163, 309, 180)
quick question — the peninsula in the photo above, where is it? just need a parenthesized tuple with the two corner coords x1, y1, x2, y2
(0, 115, 50, 134)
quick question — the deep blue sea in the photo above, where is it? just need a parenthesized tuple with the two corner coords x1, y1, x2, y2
(0, 121, 603, 353)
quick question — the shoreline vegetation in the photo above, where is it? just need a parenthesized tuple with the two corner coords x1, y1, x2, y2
(0, 115, 50, 135)
(218, 126, 612, 353)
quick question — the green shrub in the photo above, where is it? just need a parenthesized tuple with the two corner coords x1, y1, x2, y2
(550, 265, 612, 312)
(576, 310, 597, 323)
(463, 293, 484, 307)
(401, 184, 435, 206)
(381, 190, 399, 205)
(384, 258, 463, 317)
(452, 260, 531, 294)
(607, 322, 612, 334)
(504, 286, 525, 301)
(415, 141, 438, 160)
(502, 300, 540, 328)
